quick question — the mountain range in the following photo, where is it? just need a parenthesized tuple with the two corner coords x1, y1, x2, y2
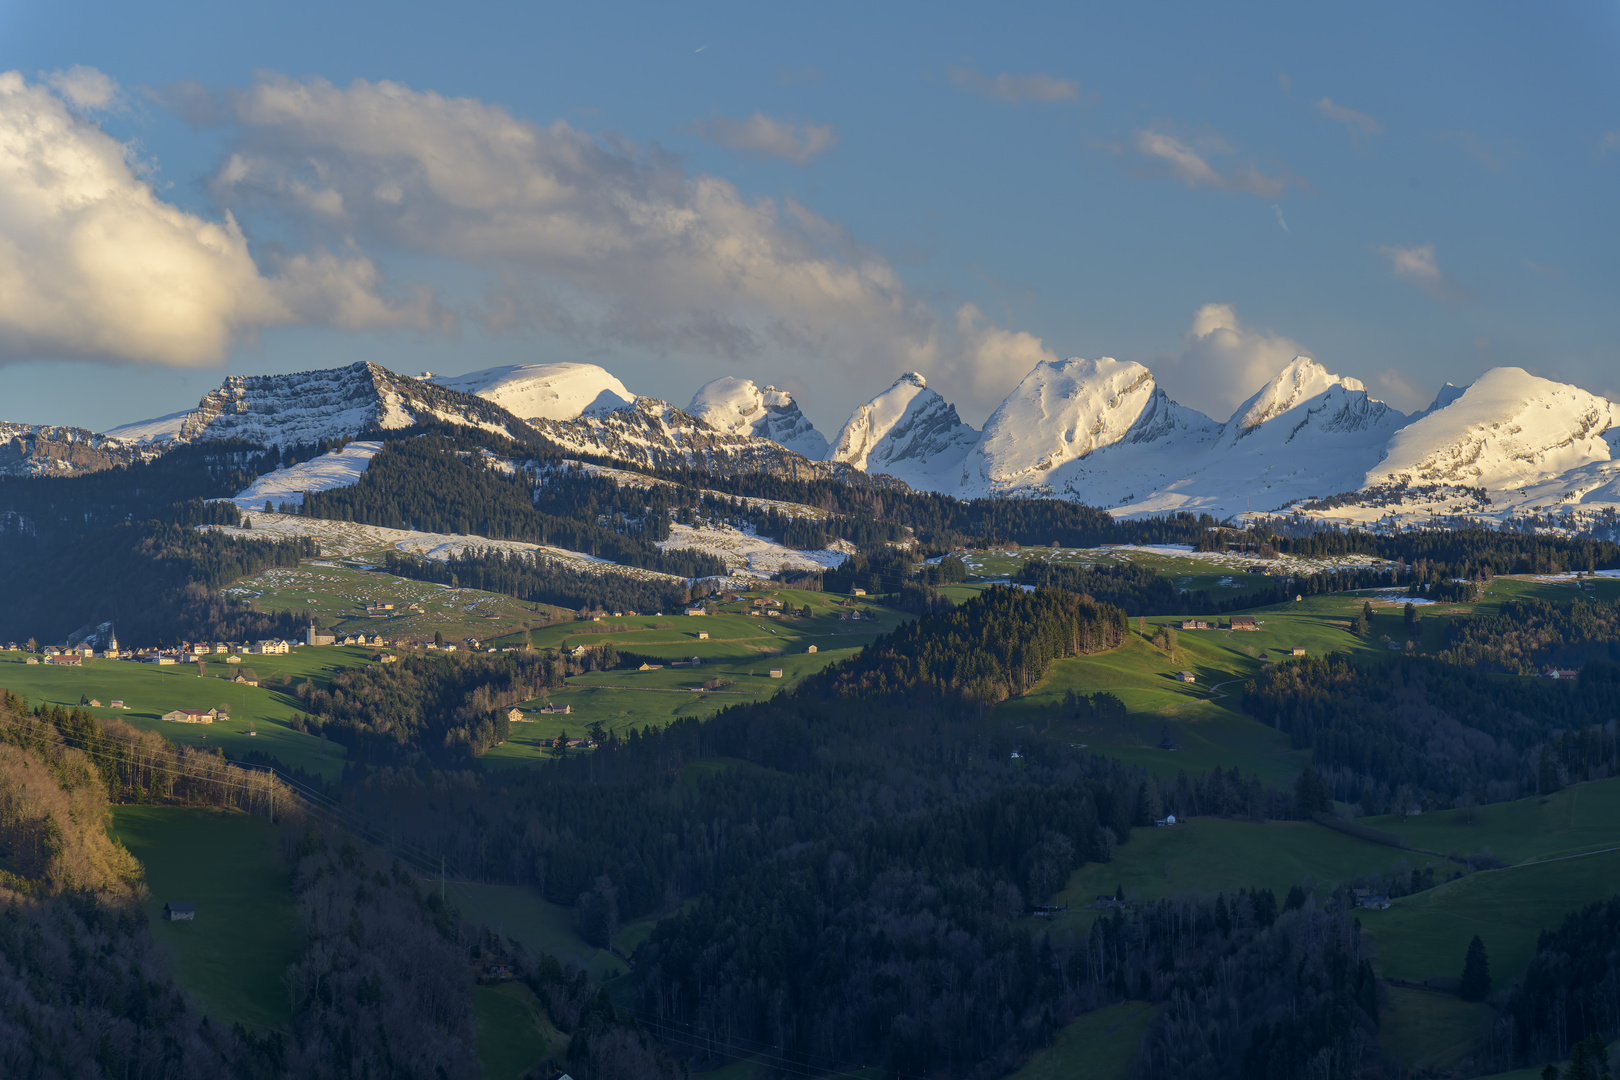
(6, 355, 1618, 531)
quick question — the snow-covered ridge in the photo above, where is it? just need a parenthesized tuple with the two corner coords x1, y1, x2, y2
(688, 377, 829, 459)
(825, 372, 979, 490)
(432, 363, 635, 422)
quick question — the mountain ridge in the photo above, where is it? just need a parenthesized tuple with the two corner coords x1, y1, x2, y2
(8, 354, 1618, 531)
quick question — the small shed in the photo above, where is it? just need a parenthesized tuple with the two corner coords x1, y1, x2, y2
(696, 631, 709, 640)
(164, 902, 196, 922)
(1291, 646, 1306, 656)
(769, 668, 784, 679)
(1177, 671, 1196, 683)
(806, 645, 817, 654)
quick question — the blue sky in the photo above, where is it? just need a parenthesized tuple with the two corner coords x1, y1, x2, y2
(1, 0, 1616, 433)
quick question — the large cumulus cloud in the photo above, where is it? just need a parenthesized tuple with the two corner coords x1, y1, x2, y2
(0, 70, 434, 367)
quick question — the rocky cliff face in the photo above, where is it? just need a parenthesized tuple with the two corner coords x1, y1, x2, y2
(0, 423, 155, 476)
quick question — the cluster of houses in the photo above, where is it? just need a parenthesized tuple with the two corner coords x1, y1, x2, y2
(1179, 617, 1293, 633)
(1543, 667, 1581, 680)
(505, 703, 573, 722)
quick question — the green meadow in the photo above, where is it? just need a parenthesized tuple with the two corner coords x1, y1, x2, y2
(443, 880, 626, 980)
(1367, 776, 1620, 864)
(233, 560, 568, 645)
(1358, 846, 1620, 988)
(481, 588, 903, 763)
(1042, 818, 1418, 936)
(111, 806, 301, 1032)
(0, 650, 365, 780)
(1380, 987, 1489, 1073)
(474, 980, 563, 1080)
(1006, 1000, 1161, 1080)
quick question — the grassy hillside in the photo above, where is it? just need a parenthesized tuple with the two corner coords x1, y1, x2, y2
(1359, 847, 1620, 988)
(1042, 818, 1415, 937)
(0, 652, 359, 779)
(1368, 776, 1620, 864)
(111, 806, 301, 1032)
(444, 880, 626, 980)
(1005, 1000, 1160, 1080)
(482, 589, 905, 763)
(1380, 987, 1489, 1073)
(474, 981, 561, 1080)
(233, 560, 565, 645)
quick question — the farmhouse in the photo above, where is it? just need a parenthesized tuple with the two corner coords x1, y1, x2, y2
(806, 645, 817, 654)
(1229, 616, 1258, 631)
(233, 674, 258, 686)
(506, 708, 526, 723)
(684, 607, 706, 616)
(539, 703, 571, 715)
(24, 657, 38, 665)
(696, 631, 709, 640)
(47, 653, 82, 666)
(252, 639, 290, 655)
(1177, 671, 1196, 683)
(110, 700, 126, 709)
(163, 902, 196, 921)
(1180, 619, 1210, 630)
(769, 668, 784, 679)
(638, 662, 664, 671)
(162, 709, 216, 725)
(851, 588, 866, 596)
(1291, 646, 1307, 656)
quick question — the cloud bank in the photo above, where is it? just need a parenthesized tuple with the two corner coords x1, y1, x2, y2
(949, 67, 1078, 103)
(1379, 242, 1467, 305)
(1314, 97, 1383, 144)
(684, 112, 837, 165)
(1156, 303, 1312, 419)
(1132, 127, 1308, 199)
(0, 70, 429, 368)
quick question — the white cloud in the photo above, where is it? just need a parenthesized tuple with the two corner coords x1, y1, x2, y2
(43, 65, 120, 110)
(1378, 243, 1467, 305)
(949, 67, 1079, 104)
(1314, 97, 1383, 144)
(195, 73, 966, 399)
(683, 112, 837, 165)
(1156, 303, 1312, 419)
(0, 70, 431, 368)
(1439, 130, 1515, 171)
(1132, 127, 1308, 199)
(950, 302, 1060, 415)
(1368, 368, 1430, 414)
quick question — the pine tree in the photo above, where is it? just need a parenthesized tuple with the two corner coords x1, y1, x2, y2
(1460, 935, 1491, 1001)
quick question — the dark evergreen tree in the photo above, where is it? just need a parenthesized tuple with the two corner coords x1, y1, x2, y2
(1461, 934, 1492, 1001)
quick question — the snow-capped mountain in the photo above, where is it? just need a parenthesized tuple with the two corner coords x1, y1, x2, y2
(0, 422, 157, 476)
(8, 352, 1620, 532)
(531, 397, 866, 482)
(170, 362, 536, 447)
(0, 362, 537, 476)
(688, 377, 829, 459)
(431, 363, 635, 422)
(825, 373, 979, 490)
(962, 358, 1211, 497)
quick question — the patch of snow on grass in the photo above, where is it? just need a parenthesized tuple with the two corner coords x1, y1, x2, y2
(657, 522, 854, 579)
(221, 442, 384, 511)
